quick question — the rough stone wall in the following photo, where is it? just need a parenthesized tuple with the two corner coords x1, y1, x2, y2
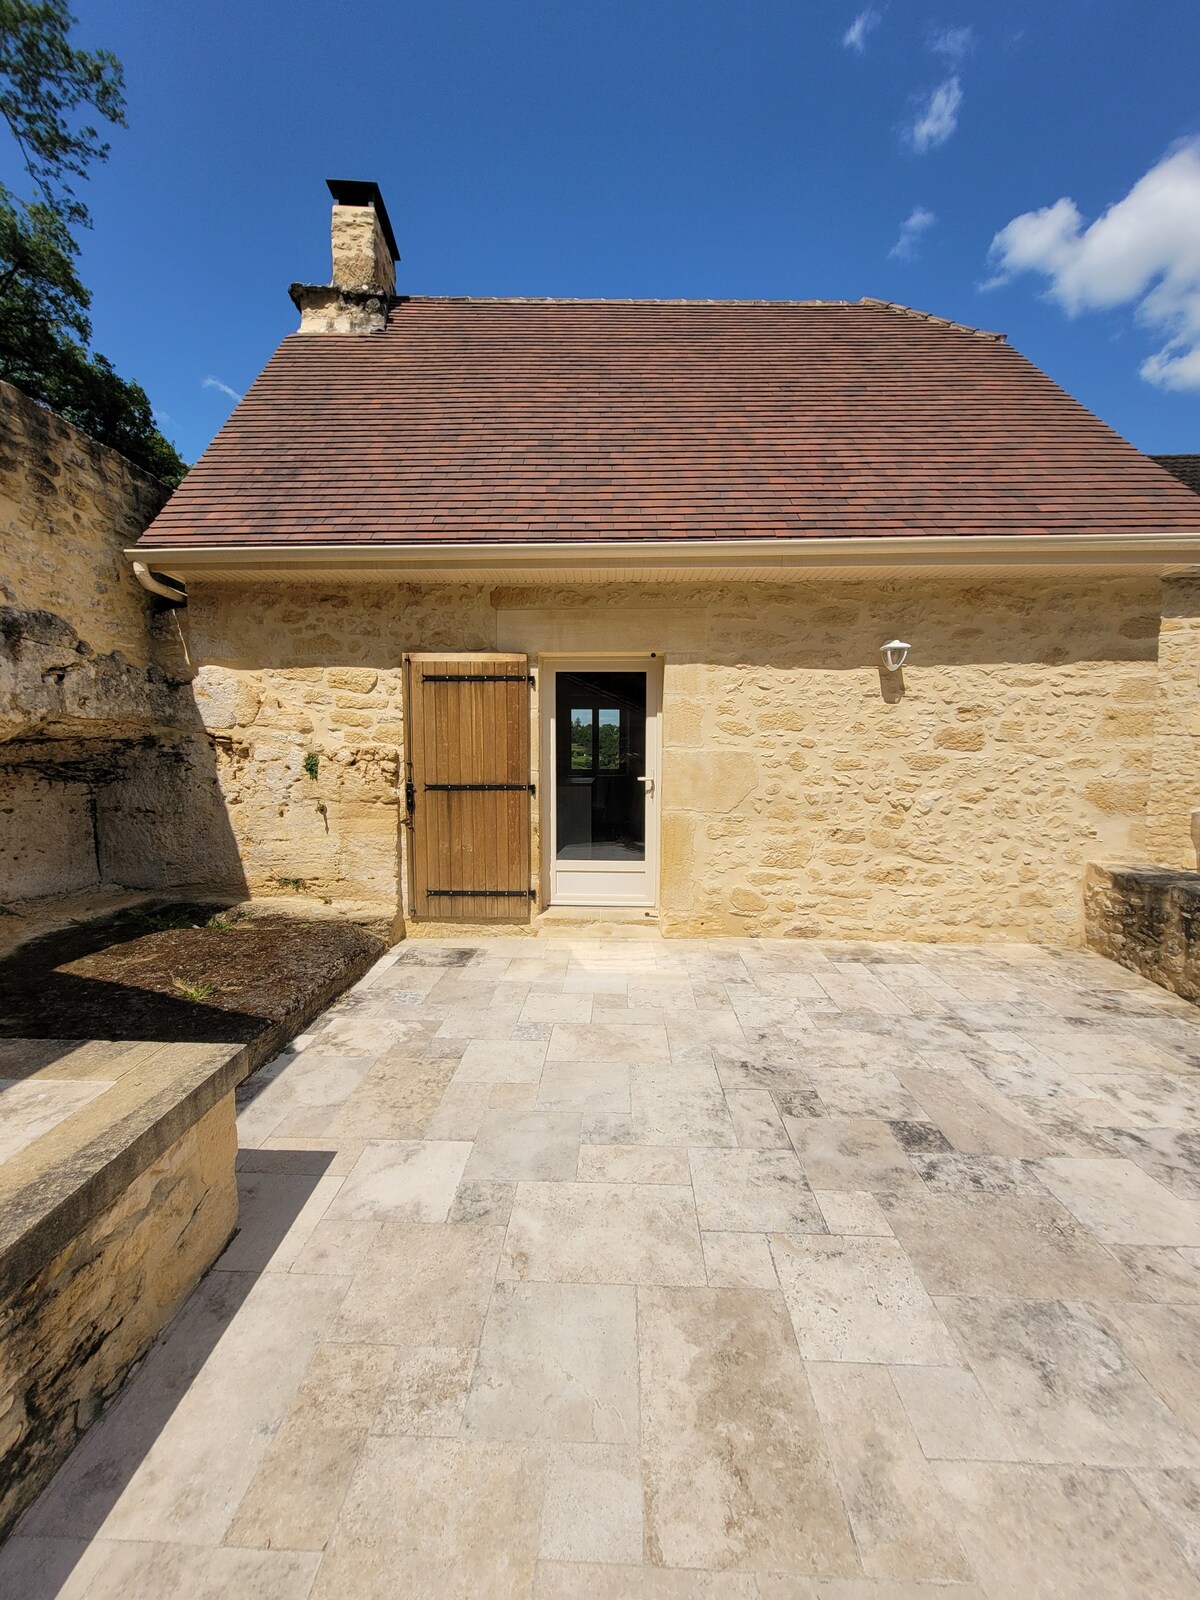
(0, 380, 244, 902)
(183, 583, 495, 907)
(0, 380, 167, 667)
(0, 1096, 237, 1538)
(329, 204, 395, 294)
(0, 771, 99, 900)
(1085, 862, 1200, 1002)
(1145, 571, 1200, 868)
(184, 572, 1159, 943)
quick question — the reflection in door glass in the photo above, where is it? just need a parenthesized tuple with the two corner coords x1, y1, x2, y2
(556, 672, 647, 861)
(570, 710, 592, 771)
(598, 708, 620, 772)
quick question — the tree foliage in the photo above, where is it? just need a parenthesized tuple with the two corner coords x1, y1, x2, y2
(0, 1, 186, 485)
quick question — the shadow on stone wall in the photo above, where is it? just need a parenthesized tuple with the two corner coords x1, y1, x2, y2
(0, 600, 247, 906)
(1, 378, 248, 912)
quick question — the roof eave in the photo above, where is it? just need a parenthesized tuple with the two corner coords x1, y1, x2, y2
(127, 532, 1200, 584)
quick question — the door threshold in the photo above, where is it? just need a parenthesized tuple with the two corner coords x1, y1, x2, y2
(536, 906, 660, 927)
(403, 920, 539, 939)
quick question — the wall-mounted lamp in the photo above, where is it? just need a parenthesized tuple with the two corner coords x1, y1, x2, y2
(880, 639, 911, 673)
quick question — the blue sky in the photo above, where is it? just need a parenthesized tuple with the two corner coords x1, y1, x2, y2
(21, 1, 1200, 464)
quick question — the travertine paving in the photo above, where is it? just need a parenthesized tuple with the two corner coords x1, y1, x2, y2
(7, 932, 1200, 1598)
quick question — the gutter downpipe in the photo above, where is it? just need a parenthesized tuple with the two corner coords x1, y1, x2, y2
(132, 561, 187, 605)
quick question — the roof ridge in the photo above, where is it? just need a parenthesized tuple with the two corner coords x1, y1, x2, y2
(855, 297, 1006, 342)
(392, 294, 1006, 340)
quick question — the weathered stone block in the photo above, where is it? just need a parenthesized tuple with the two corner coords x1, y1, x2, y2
(192, 665, 260, 730)
(327, 667, 379, 693)
(1086, 778, 1149, 816)
(934, 725, 986, 752)
(669, 750, 758, 814)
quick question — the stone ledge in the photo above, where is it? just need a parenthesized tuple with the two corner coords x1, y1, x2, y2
(0, 1038, 246, 1307)
(1084, 861, 1200, 1003)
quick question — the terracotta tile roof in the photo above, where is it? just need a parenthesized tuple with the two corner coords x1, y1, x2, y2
(1153, 454, 1200, 497)
(140, 297, 1200, 547)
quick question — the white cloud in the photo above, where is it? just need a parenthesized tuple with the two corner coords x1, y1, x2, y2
(843, 7, 881, 52)
(890, 205, 937, 260)
(986, 140, 1200, 391)
(905, 76, 962, 152)
(929, 25, 973, 65)
(202, 375, 243, 403)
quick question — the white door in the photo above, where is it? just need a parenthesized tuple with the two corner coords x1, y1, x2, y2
(546, 658, 661, 908)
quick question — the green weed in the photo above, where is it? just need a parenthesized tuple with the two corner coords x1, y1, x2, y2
(172, 978, 215, 1002)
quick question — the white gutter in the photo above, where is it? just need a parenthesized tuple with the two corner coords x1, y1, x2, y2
(126, 532, 1200, 580)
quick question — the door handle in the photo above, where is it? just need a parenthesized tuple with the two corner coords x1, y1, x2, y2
(637, 775, 655, 798)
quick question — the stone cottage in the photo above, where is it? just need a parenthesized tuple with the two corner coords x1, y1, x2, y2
(130, 180, 1200, 943)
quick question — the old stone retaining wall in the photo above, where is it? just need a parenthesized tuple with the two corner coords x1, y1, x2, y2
(183, 571, 1162, 944)
(0, 1099, 237, 1537)
(0, 1035, 245, 1539)
(1085, 862, 1200, 1001)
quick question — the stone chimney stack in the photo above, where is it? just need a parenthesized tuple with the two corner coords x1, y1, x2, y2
(289, 179, 399, 334)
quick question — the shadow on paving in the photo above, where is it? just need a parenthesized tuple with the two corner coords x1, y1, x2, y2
(1, 1149, 334, 1596)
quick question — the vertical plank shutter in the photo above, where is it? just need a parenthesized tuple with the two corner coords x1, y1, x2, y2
(406, 653, 533, 922)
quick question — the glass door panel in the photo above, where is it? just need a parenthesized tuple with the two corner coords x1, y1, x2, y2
(554, 671, 647, 863)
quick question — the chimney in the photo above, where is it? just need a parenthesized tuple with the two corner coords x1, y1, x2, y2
(289, 179, 399, 334)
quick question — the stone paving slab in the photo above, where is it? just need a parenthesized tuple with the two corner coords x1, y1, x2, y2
(7, 933, 1200, 1596)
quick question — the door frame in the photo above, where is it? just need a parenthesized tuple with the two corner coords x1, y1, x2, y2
(539, 654, 663, 909)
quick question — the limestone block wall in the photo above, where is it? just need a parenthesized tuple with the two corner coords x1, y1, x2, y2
(184, 571, 1159, 943)
(1145, 572, 1200, 868)
(0, 380, 244, 903)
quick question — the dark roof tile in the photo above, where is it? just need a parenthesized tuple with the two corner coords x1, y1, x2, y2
(1153, 454, 1200, 496)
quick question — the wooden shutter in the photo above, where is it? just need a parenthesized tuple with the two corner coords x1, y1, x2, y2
(405, 652, 533, 922)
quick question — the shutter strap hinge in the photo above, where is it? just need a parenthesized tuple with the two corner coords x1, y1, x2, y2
(421, 673, 534, 684)
(424, 782, 534, 793)
(426, 888, 536, 899)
